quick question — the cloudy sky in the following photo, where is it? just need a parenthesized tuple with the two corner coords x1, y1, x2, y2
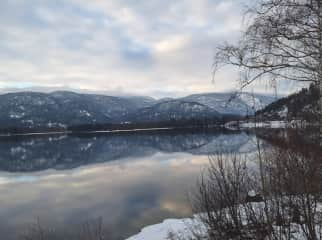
(0, 0, 302, 98)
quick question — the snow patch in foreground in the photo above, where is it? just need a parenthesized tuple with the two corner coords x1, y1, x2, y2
(126, 216, 205, 240)
(127, 202, 322, 240)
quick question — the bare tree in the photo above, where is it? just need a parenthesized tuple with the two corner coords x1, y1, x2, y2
(214, 0, 322, 144)
(190, 145, 322, 240)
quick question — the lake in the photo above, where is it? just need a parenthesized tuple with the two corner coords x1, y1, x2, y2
(0, 129, 314, 240)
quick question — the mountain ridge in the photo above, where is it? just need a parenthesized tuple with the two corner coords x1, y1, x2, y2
(0, 90, 277, 132)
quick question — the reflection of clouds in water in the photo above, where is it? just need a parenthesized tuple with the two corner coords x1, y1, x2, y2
(173, 155, 210, 166)
(0, 152, 208, 240)
(0, 175, 38, 184)
(0, 152, 208, 184)
(0, 130, 298, 239)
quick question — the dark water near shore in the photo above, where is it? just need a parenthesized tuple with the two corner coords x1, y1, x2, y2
(0, 129, 316, 240)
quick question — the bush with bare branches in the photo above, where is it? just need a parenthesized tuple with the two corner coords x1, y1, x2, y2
(187, 144, 322, 240)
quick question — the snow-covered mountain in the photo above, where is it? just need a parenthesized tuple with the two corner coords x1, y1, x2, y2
(0, 91, 276, 131)
(181, 92, 276, 115)
(0, 91, 154, 130)
(127, 100, 221, 123)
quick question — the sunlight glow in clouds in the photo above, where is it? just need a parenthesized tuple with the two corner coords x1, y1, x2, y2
(0, 0, 287, 98)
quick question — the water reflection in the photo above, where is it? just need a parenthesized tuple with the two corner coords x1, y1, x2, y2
(0, 129, 283, 240)
(0, 130, 256, 172)
(0, 153, 212, 240)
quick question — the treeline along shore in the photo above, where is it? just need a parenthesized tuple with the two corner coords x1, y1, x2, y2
(0, 116, 241, 136)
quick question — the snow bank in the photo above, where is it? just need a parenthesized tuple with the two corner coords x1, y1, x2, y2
(126, 216, 205, 240)
(127, 202, 322, 240)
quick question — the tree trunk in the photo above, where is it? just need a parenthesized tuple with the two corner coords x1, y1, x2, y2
(318, 0, 322, 147)
(320, 80, 322, 146)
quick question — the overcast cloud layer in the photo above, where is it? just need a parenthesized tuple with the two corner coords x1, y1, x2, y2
(0, 0, 302, 98)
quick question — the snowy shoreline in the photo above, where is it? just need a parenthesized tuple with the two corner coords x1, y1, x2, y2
(225, 120, 316, 130)
(1, 119, 314, 138)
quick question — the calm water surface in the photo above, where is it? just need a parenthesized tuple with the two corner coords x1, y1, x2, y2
(0, 130, 261, 240)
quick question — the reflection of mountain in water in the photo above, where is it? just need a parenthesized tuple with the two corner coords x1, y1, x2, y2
(0, 130, 256, 172)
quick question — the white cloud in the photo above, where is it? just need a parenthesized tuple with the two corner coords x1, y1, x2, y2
(0, 0, 270, 98)
(154, 35, 189, 53)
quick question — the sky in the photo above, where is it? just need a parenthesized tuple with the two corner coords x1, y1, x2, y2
(0, 0, 304, 98)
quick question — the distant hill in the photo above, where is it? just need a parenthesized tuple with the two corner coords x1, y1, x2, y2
(0, 91, 153, 130)
(255, 84, 319, 123)
(0, 91, 276, 132)
(181, 92, 276, 116)
(127, 100, 221, 123)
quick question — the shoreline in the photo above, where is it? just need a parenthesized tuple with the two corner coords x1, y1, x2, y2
(0, 120, 316, 138)
(0, 126, 220, 138)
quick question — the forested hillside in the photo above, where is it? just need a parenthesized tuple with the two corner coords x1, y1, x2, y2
(256, 84, 319, 123)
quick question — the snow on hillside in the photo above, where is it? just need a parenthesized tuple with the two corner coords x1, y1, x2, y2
(128, 100, 221, 123)
(256, 85, 319, 122)
(182, 92, 275, 116)
(0, 91, 276, 131)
